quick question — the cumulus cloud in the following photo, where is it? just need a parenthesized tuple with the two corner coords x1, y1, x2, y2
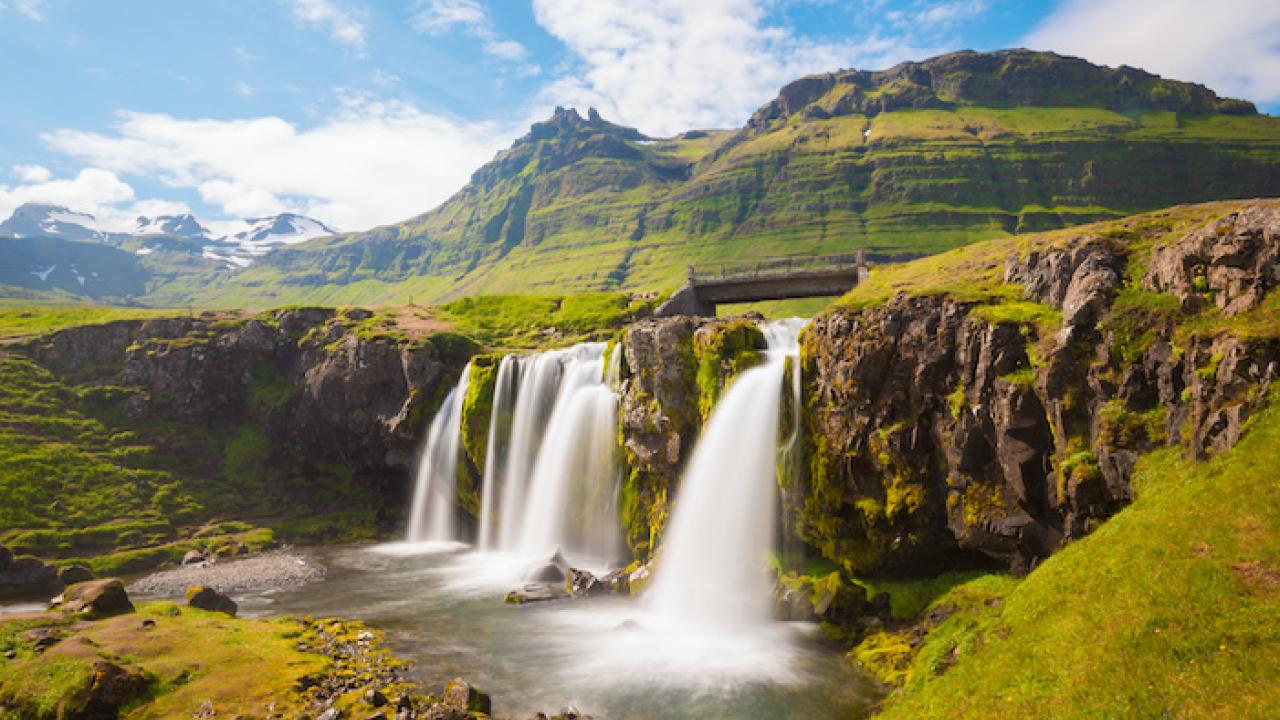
(12, 164, 52, 183)
(530, 0, 938, 136)
(411, 0, 536, 67)
(0, 166, 172, 228)
(1024, 0, 1280, 105)
(42, 97, 515, 230)
(283, 0, 366, 50)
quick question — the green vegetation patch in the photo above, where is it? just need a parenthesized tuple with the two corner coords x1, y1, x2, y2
(872, 397, 1280, 719)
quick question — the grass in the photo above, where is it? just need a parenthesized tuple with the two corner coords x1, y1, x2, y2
(870, 397, 1280, 719)
(0, 603, 330, 718)
(437, 292, 654, 349)
(0, 307, 186, 339)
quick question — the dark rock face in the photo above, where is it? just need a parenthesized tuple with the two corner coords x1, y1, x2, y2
(185, 585, 238, 616)
(1145, 204, 1280, 315)
(76, 660, 151, 720)
(18, 308, 473, 527)
(616, 316, 766, 560)
(0, 550, 60, 600)
(799, 205, 1280, 574)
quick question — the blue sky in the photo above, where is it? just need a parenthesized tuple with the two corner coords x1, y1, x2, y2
(0, 0, 1275, 232)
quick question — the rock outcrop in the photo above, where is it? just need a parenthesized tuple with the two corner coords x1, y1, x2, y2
(186, 585, 238, 616)
(797, 205, 1280, 574)
(18, 309, 475, 530)
(0, 547, 60, 600)
(55, 578, 135, 618)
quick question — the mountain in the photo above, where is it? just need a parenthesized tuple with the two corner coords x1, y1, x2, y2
(194, 49, 1280, 308)
(0, 204, 335, 303)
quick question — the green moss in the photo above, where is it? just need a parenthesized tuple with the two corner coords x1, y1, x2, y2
(221, 423, 271, 490)
(693, 320, 766, 421)
(457, 358, 498, 517)
(1101, 288, 1183, 365)
(876, 397, 1280, 718)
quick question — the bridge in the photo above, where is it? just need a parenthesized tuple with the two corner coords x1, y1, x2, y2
(655, 251, 871, 317)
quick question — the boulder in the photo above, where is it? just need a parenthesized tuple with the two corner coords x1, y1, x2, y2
(599, 569, 630, 594)
(185, 585, 238, 616)
(523, 549, 569, 583)
(565, 568, 605, 597)
(76, 660, 150, 718)
(58, 565, 94, 585)
(443, 678, 492, 715)
(504, 583, 569, 604)
(0, 555, 60, 600)
(182, 550, 208, 566)
(58, 579, 135, 618)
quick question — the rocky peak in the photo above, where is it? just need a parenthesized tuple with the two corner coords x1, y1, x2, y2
(749, 49, 1257, 129)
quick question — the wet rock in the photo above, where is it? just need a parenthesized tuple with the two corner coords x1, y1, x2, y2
(566, 568, 605, 597)
(58, 565, 94, 585)
(57, 578, 135, 618)
(616, 619, 642, 632)
(523, 549, 569, 583)
(443, 678, 491, 715)
(599, 569, 630, 594)
(626, 563, 653, 594)
(504, 583, 570, 604)
(185, 585, 238, 616)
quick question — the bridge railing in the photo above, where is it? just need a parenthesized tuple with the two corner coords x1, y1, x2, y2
(688, 253, 864, 284)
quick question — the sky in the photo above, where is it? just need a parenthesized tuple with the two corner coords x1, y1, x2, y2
(0, 0, 1276, 233)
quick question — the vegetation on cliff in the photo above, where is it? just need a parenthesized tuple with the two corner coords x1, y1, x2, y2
(863, 395, 1280, 718)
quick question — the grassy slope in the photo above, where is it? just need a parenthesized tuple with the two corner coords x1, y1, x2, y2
(0, 604, 419, 719)
(870, 397, 1280, 719)
(189, 106, 1280, 309)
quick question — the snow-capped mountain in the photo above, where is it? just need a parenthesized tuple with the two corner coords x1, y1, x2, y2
(0, 203, 337, 268)
(0, 203, 112, 242)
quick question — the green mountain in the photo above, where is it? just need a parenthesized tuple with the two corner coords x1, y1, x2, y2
(187, 50, 1280, 306)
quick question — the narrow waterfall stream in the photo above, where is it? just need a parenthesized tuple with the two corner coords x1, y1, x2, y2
(477, 355, 518, 550)
(644, 318, 806, 626)
(404, 363, 471, 544)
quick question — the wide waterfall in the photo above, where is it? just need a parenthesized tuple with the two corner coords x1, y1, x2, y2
(405, 363, 471, 543)
(478, 342, 622, 565)
(644, 319, 807, 627)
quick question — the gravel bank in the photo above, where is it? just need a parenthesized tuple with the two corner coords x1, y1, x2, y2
(129, 550, 324, 598)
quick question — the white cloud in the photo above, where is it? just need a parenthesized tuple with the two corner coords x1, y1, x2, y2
(0, 166, 162, 228)
(411, 0, 534, 65)
(235, 82, 258, 97)
(12, 164, 52, 183)
(42, 98, 515, 230)
(6, 0, 47, 20)
(530, 0, 937, 136)
(283, 0, 366, 50)
(1024, 0, 1280, 105)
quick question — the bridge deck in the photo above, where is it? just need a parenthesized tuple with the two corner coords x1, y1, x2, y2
(655, 253, 869, 316)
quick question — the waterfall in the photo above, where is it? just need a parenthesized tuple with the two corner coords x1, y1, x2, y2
(405, 363, 471, 543)
(496, 351, 565, 550)
(476, 342, 622, 564)
(644, 319, 807, 627)
(477, 355, 519, 551)
(517, 345, 621, 565)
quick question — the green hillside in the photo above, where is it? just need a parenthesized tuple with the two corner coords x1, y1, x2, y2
(190, 49, 1280, 308)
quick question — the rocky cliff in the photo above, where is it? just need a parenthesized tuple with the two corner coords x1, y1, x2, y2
(16, 308, 475, 533)
(796, 201, 1280, 575)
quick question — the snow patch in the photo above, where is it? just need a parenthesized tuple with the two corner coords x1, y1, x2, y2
(30, 265, 56, 282)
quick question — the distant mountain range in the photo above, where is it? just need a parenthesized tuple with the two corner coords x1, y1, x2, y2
(0, 203, 334, 304)
(4, 49, 1280, 308)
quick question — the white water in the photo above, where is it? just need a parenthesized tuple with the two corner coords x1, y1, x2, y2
(405, 363, 471, 543)
(644, 319, 807, 628)
(477, 355, 519, 550)
(478, 343, 622, 566)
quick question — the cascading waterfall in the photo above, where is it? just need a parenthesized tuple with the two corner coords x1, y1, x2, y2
(496, 352, 565, 550)
(517, 345, 621, 566)
(477, 355, 519, 551)
(405, 363, 471, 543)
(477, 342, 622, 564)
(644, 319, 807, 627)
